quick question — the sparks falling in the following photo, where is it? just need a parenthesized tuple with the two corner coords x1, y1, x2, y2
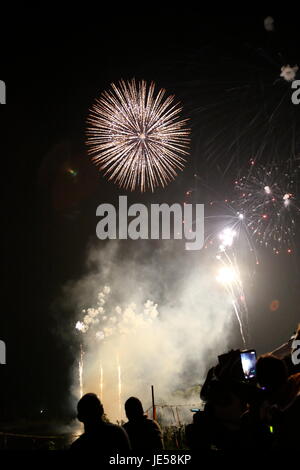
(117, 355, 122, 423)
(79, 344, 84, 398)
(86, 79, 190, 192)
(99, 363, 103, 400)
(216, 242, 248, 348)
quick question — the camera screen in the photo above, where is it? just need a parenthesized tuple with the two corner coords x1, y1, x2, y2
(240, 350, 256, 379)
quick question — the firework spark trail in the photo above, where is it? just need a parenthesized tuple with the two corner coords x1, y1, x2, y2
(79, 344, 84, 398)
(234, 161, 300, 253)
(86, 79, 190, 192)
(217, 259, 248, 348)
(201, 192, 259, 267)
(117, 354, 122, 423)
(232, 300, 247, 348)
(216, 228, 249, 347)
(99, 362, 103, 401)
(191, 184, 256, 346)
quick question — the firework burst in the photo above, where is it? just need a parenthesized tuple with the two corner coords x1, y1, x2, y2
(234, 161, 300, 253)
(86, 79, 190, 192)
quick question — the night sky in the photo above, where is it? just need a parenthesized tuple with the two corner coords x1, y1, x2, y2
(1, 12, 300, 425)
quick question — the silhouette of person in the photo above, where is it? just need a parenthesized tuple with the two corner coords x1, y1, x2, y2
(241, 354, 300, 451)
(187, 351, 248, 451)
(70, 393, 130, 453)
(276, 390, 300, 450)
(123, 397, 164, 452)
(256, 354, 300, 410)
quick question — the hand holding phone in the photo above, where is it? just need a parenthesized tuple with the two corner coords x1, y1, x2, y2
(240, 349, 257, 380)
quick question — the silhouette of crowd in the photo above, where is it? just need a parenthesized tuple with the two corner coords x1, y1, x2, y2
(70, 324, 300, 454)
(70, 394, 163, 455)
(186, 324, 300, 452)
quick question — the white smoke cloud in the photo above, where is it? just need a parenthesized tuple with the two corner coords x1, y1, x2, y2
(66, 240, 238, 423)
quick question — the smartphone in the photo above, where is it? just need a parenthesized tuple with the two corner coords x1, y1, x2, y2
(240, 349, 256, 379)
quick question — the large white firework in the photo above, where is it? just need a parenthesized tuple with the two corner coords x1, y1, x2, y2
(86, 79, 190, 192)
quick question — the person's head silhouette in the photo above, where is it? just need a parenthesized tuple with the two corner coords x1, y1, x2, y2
(77, 393, 104, 425)
(256, 354, 288, 393)
(125, 397, 144, 421)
